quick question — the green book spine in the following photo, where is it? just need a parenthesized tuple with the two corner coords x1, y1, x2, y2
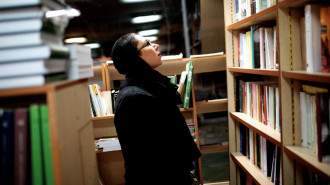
(183, 61, 194, 108)
(40, 105, 54, 185)
(29, 104, 44, 185)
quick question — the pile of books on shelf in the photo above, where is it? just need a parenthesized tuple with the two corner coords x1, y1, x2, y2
(236, 79, 280, 133)
(95, 137, 121, 152)
(299, 84, 330, 163)
(65, 44, 93, 80)
(238, 25, 278, 69)
(1, 105, 54, 185)
(240, 124, 281, 184)
(235, 0, 276, 22)
(0, 0, 75, 90)
(187, 123, 196, 141)
(177, 61, 194, 109)
(89, 84, 113, 117)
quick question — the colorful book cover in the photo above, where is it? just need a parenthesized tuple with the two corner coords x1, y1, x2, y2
(40, 105, 54, 185)
(29, 104, 44, 185)
(183, 61, 194, 109)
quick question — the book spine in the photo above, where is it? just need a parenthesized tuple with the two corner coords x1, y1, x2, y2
(29, 105, 44, 185)
(40, 105, 55, 185)
(183, 61, 194, 109)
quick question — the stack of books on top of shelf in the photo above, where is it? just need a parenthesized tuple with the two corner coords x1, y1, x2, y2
(299, 84, 330, 163)
(89, 83, 113, 117)
(65, 44, 93, 80)
(95, 137, 121, 152)
(235, 0, 276, 22)
(0, 0, 73, 90)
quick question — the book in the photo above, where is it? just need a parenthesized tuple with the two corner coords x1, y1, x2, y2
(111, 89, 120, 113)
(14, 108, 29, 185)
(39, 105, 54, 185)
(1, 110, 15, 185)
(0, 72, 67, 90)
(103, 91, 114, 115)
(89, 84, 102, 117)
(183, 61, 194, 108)
(29, 104, 44, 185)
(0, 0, 67, 10)
(0, 5, 45, 21)
(316, 92, 330, 162)
(0, 31, 63, 49)
(0, 44, 70, 63)
(265, 27, 274, 69)
(305, 4, 321, 73)
(0, 59, 66, 78)
(300, 91, 308, 147)
(190, 52, 224, 58)
(320, 6, 330, 73)
(259, 27, 265, 69)
(177, 70, 187, 100)
(252, 26, 261, 69)
(160, 53, 183, 60)
(300, 17, 307, 70)
(246, 31, 253, 68)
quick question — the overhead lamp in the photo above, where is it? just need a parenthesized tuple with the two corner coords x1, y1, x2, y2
(145, 36, 158, 42)
(64, 37, 87, 44)
(45, 7, 81, 18)
(138, 29, 159, 36)
(120, 0, 156, 3)
(131, 15, 162, 24)
(84, 43, 100, 49)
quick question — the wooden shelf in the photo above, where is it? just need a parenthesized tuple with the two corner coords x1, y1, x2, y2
(200, 145, 229, 154)
(196, 98, 228, 114)
(282, 71, 330, 84)
(105, 55, 227, 81)
(279, 0, 314, 8)
(284, 146, 330, 179)
(229, 67, 280, 77)
(92, 115, 115, 121)
(227, 5, 277, 30)
(230, 112, 281, 146)
(0, 79, 87, 98)
(231, 152, 274, 185)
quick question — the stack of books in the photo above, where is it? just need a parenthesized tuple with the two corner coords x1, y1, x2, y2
(0, 0, 73, 90)
(95, 137, 121, 152)
(65, 44, 93, 80)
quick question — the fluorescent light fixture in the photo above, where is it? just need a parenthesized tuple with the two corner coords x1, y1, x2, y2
(145, 36, 158, 42)
(84, 43, 100, 49)
(138, 29, 159, 36)
(120, 0, 156, 3)
(131, 15, 162, 24)
(64, 37, 87, 43)
(45, 8, 80, 18)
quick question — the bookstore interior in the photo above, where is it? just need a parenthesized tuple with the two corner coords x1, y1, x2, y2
(0, 0, 330, 185)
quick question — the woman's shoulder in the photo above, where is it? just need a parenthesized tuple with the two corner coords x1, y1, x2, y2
(119, 85, 153, 99)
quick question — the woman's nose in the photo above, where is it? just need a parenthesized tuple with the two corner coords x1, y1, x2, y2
(153, 43, 159, 50)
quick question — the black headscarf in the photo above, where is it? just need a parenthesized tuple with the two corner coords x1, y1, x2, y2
(111, 39, 182, 105)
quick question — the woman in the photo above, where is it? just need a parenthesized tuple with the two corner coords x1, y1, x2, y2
(111, 33, 201, 185)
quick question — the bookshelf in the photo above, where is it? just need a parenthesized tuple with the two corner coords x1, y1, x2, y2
(90, 54, 227, 184)
(224, 0, 330, 184)
(0, 79, 98, 185)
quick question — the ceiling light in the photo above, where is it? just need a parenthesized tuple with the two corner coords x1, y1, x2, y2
(120, 0, 156, 3)
(145, 36, 158, 42)
(131, 15, 162, 24)
(45, 8, 80, 18)
(138, 29, 159, 36)
(84, 43, 100, 49)
(64, 37, 87, 43)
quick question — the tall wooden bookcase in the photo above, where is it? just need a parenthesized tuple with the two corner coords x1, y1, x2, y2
(0, 79, 99, 185)
(224, 0, 330, 184)
(90, 55, 227, 185)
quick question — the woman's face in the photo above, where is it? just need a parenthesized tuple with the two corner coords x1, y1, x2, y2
(135, 35, 162, 69)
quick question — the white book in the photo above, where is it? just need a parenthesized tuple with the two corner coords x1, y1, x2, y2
(264, 27, 274, 69)
(259, 27, 265, 69)
(305, 4, 321, 73)
(0, 0, 66, 10)
(0, 44, 69, 63)
(306, 93, 313, 150)
(161, 53, 183, 60)
(65, 44, 92, 59)
(0, 59, 66, 78)
(177, 70, 187, 97)
(300, 91, 308, 147)
(0, 73, 66, 90)
(273, 26, 278, 69)
(0, 31, 62, 49)
(249, 128, 253, 163)
(275, 87, 280, 133)
(89, 84, 101, 117)
(0, 6, 45, 21)
(103, 91, 113, 115)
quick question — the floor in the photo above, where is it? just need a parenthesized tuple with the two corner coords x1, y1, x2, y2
(201, 151, 229, 184)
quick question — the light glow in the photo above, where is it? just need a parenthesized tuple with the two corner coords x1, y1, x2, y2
(45, 8, 81, 18)
(138, 29, 159, 36)
(84, 43, 100, 49)
(64, 37, 87, 44)
(131, 15, 162, 24)
(145, 36, 158, 42)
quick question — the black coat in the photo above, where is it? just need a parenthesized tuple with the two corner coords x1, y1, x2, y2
(112, 41, 200, 184)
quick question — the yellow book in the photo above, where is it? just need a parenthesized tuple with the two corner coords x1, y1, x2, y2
(302, 84, 328, 94)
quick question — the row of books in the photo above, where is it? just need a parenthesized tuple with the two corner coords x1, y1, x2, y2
(1, 105, 54, 185)
(238, 25, 277, 70)
(299, 84, 330, 163)
(301, 5, 330, 73)
(240, 124, 282, 184)
(88, 84, 117, 117)
(187, 123, 196, 141)
(236, 79, 280, 133)
(235, 0, 276, 22)
(95, 137, 121, 152)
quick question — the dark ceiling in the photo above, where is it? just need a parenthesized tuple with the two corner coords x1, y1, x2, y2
(64, 0, 200, 58)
